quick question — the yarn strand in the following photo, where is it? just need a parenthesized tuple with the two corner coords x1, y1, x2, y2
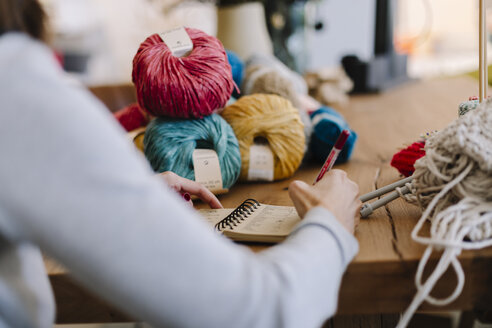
(410, 162, 474, 247)
(397, 247, 463, 328)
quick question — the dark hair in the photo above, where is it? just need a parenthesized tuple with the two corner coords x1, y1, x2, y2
(0, 0, 47, 41)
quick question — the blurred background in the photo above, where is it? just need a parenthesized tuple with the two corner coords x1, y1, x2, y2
(38, 0, 490, 87)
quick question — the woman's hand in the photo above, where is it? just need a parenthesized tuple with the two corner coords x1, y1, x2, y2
(159, 172, 223, 209)
(288, 169, 361, 234)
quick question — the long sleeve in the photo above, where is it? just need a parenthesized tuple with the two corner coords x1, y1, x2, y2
(0, 33, 358, 328)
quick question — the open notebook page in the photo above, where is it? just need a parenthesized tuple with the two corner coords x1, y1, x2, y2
(198, 204, 301, 243)
(198, 208, 234, 226)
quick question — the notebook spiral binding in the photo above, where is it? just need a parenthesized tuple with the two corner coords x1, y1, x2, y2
(215, 199, 260, 232)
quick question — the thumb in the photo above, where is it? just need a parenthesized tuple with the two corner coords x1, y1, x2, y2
(289, 180, 320, 218)
(288, 180, 311, 198)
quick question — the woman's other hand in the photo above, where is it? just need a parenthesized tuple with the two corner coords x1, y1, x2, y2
(159, 171, 223, 209)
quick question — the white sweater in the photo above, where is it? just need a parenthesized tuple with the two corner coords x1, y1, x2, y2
(0, 33, 358, 328)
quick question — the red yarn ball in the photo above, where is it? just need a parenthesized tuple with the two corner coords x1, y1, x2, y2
(132, 28, 235, 119)
(114, 103, 151, 132)
(390, 141, 426, 177)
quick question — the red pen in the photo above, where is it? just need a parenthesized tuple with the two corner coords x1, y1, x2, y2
(314, 129, 350, 184)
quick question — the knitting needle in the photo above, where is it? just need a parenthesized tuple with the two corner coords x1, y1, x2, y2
(360, 185, 411, 218)
(359, 176, 413, 203)
(479, 0, 487, 102)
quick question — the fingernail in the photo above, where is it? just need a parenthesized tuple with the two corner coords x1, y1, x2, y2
(182, 193, 191, 201)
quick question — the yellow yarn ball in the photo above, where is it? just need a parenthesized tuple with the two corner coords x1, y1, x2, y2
(220, 94, 305, 181)
(133, 132, 145, 152)
(127, 127, 146, 152)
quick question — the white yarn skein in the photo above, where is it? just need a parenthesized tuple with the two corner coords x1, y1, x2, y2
(395, 100, 492, 328)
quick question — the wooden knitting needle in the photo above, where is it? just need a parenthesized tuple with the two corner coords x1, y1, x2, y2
(479, 0, 488, 102)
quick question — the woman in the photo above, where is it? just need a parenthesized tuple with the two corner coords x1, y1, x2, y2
(0, 1, 361, 327)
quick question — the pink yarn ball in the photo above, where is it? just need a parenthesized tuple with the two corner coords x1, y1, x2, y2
(132, 28, 235, 118)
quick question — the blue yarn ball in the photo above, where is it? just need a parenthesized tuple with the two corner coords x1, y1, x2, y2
(309, 106, 357, 164)
(144, 114, 242, 188)
(226, 50, 244, 98)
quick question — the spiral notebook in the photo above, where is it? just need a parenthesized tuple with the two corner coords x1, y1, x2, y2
(198, 199, 301, 243)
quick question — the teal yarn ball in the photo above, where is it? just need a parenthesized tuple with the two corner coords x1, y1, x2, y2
(144, 114, 242, 188)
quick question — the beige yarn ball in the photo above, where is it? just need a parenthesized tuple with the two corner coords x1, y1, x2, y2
(241, 65, 313, 145)
(242, 65, 299, 107)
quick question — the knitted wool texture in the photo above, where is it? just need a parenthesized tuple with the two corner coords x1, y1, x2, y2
(243, 65, 299, 107)
(390, 141, 426, 177)
(132, 28, 235, 119)
(114, 103, 151, 132)
(396, 99, 492, 327)
(226, 50, 244, 98)
(143, 114, 241, 189)
(220, 94, 305, 181)
(309, 107, 357, 164)
(458, 98, 479, 116)
(245, 53, 308, 95)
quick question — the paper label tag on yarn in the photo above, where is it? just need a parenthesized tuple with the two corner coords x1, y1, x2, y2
(248, 143, 274, 181)
(159, 27, 193, 57)
(193, 149, 223, 191)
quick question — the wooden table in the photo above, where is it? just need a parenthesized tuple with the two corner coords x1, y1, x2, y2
(46, 76, 492, 324)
